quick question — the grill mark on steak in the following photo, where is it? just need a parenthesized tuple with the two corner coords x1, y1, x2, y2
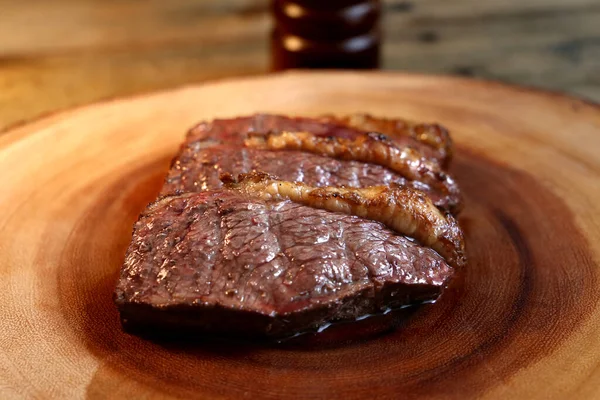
(222, 172, 466, 269)
(244, 130, 459, 210)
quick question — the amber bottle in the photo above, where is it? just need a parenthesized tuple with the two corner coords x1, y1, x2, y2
(271, 0, 381, 70)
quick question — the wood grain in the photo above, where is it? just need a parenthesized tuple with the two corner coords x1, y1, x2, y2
(1, 0, 599, 131)
(1, 72, 600, 399)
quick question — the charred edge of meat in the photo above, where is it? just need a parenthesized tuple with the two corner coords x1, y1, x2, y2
(320, 113, 453, 165)
(222, 172, 466, 270)
(244, 130, 459, 207)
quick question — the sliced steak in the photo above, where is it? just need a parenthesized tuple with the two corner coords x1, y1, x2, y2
(115, 114, 465, 339)
(162, 114, 462, 213)
(114, 190, 453, 338)
(186, 114, 449, 164)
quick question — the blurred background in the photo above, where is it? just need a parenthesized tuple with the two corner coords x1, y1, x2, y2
(1, 0, 599, 131)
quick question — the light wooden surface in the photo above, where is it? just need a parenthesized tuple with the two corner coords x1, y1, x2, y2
(1, 0, 599, 131)
(0, 71, 599, 399)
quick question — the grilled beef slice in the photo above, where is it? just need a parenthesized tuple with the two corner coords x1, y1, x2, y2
(114, 190, 454, 337)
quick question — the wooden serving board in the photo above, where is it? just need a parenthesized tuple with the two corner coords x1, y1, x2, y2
(1, 72, 599, 399)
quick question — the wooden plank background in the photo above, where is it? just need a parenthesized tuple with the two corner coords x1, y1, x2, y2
(1, 0, 599, 130)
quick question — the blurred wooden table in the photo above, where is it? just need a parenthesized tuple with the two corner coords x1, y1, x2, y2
(1, 0, 599, 131)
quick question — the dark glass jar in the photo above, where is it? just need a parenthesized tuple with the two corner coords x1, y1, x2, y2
(271, 0, 381, 70)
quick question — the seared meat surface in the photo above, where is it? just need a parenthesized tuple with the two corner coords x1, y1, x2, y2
(186, 114, 450, 164)
(320, 113, 453, 167)
(163, 114, 462, 213)
(223, 172, 465, 270)
(115, 189, 452, 337)
(245, 130, 460, 213)
(115, 114, 466, 338)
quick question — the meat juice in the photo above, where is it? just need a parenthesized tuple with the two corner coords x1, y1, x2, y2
(271, 0, 381, 70)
